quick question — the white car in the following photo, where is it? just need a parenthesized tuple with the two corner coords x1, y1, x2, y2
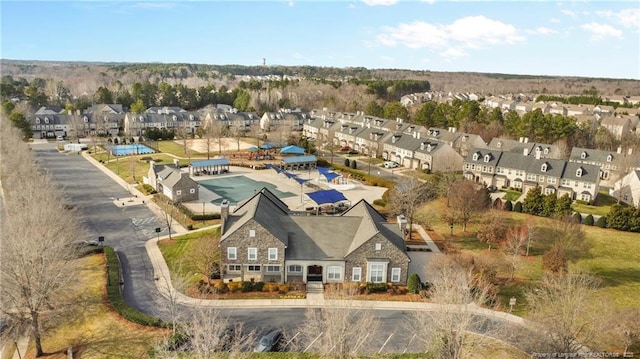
(383, 161, 399, 168)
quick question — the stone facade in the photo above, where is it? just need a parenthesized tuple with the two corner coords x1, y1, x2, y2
(344, 233, 410, 284)
(219, 218, 286, 282)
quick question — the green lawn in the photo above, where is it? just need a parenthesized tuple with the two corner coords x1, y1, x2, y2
(501, 190, 523, 202)
(571, 190, 617, 216)
(158, 228, 220, 282)
(157, 140, 203, 158)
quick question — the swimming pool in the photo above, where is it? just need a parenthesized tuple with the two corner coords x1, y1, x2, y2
(109, 144, 155, 156)
(199, 176, 296, 205)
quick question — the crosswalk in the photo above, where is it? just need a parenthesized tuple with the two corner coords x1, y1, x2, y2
(130, 216, 167, 238)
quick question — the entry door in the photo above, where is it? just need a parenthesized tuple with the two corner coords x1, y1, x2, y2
(307, 265, 323, 282)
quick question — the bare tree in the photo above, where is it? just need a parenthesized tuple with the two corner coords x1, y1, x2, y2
(157, 266, 191, 336)
(0, 117, 85, 357)
(387, 178, 436, 240)
(447, 180, 491, 232)
(410, 255, 494, 359)
(154, 307, 255, 358)
(293, 300, 379, 357)
(540, 217, 589, 274)
(190, 232, 221, 281)
(475, 211, 507, 246)
(159, 200, 178, 241)
(524, 271, 602, 353)
(523, 217, 538, 257)
(608, 307, 640, 357)
(504, 225, 527, 280)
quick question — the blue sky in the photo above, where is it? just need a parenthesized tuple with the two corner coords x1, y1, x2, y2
(2, 1, 639, 79)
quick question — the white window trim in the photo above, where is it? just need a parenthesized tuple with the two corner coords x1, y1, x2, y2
(266, 265, 280, 273)
(391, 268, 401, 283)
(249, 229, 256, 237)
(327, 266, 342, 280)
(368, 262, 387, 283)
(248, 247, 257, 261)
(227, 247, 237, 260)
(288, 265, 302, 273)
(268, 248, 278, 261)
(247, 265, 261, 272)
(352, 267, 362, 282)
(228, 264, 241, 272)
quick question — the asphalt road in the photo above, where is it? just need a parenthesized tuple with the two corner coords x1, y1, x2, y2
(30, 143, 528, 354)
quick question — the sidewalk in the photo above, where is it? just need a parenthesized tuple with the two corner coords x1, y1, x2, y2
(81, 150, 526, 328)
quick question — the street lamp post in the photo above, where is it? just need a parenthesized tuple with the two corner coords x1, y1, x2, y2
(202, 202, 206, 226)
(450, 222, 454, 236)
(155, 227, 161, 242)
(509, 297, 517, 313)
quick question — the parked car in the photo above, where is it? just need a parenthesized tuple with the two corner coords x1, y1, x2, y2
(253, 329, 282, 352)
(347, 149, 359, 155)
(383, 161, 399, 168)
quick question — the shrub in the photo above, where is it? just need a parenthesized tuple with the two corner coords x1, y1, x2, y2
(513, 202, 523, 213)
(212, 281, 227, 294)
(142, 184, 157, 195)
(492, 198, 503, 210)
(254, 281, 265, 292)
(241, 281, 253, 292)
(503, 200, 513, 211)
(373, 199, 387, 207)
(263, 283, 279, 292)
(572, 212, 582, 223)
(407, 273, 422, 294)
(227, 281, 242, 292)
(583, 214, 595, 226)
(278, 283, 290, 294)
(595, 216, 607, 228)
(365, 282, 388, 293)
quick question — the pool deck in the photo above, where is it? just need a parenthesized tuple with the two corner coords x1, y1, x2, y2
(182, 166, 388, 214)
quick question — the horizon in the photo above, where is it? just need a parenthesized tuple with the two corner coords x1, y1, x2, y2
(1, 1, 639, 80)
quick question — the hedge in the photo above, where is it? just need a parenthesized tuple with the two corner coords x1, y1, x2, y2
(365, 282, 388, 293)
(104, 247, 166, 327)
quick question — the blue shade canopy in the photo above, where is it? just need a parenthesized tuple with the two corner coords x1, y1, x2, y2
(248, 146, 259, 151)
(260, 144, 273, 149)
(294, 177, 309, 185)
(284, 172, 298, 179)
(317, 167, 332, 174)
(307, 189, 348, 205)
(282, 155, 317, 164)
(322, 172, 341, 182)
(280, 145, 305, 154)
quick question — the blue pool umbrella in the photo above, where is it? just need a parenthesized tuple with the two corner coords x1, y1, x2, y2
(260, 144, 273, 149)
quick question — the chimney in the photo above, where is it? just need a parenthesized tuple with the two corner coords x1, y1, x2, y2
(628, 148, 633, 155)
(535, 150, 541, 160)
(220, 199, 229, 235)
(617, 146, 622, 154)
(519, 137, 524, 143)
(523, 148, 529, 156)
(524, 137, 529, 143)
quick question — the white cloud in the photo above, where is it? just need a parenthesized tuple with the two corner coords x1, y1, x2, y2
(550, 18, 560, 24)
(361, 0, 398, 6)
(580, 22, 623, 41)
(376, 16, 524, 57)
(420, 0, 436, 4)
(561, 9, 577, 18)
(440, 47, 468, 59)
(616, 8, 640, 30)
(527, 26, 558, 35)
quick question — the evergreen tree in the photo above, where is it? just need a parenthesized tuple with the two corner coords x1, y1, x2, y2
(583, 214, 594, 226)
(595, 216, 607, 228)
(514, 201, 523, 213)
(503, 200, 513, 211)
(522, 186, 544, 215)
(540, 194, 557, 217)
(407, 273, 422, 294)
(555, 194, 573, 218)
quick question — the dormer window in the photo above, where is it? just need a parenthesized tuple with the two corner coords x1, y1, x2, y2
(472, 152, 480, 161)
(576, 168, 583, 177)
(496, 141, 502, 148)
(606, 154, 613, 162)
(189, 114, 195, 121)
(420, 142, 425, 150)
(427, 144, 433, 152)
(580, 151, 587, 159)
(484, 154, 491, 162)
(44, 117, 49, 124)
(543, 148, 549, 155)
(84, 116, 89, 123)
(462, 135, 468, 142)
(541, 163, 548, 172)
(172, 115, 178, 121)
(139, 116, 144, 121)
(36, 118, 40, 124)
